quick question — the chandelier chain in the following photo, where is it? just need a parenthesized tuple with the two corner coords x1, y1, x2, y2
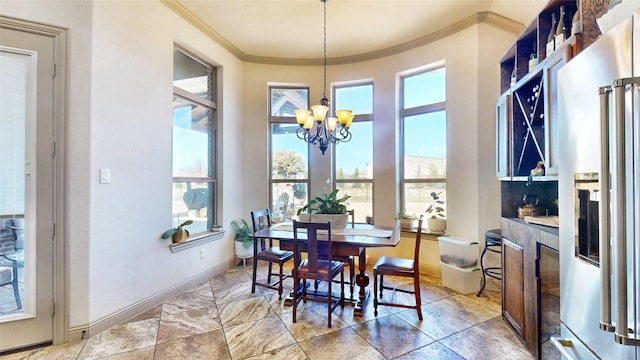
(323, 0, 327, 101)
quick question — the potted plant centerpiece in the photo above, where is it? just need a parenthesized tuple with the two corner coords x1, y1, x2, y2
(296, 189, 351, 229)
(230, 218, 253, 259)
(160, 220, 194, 244)
(396, 209, 418, 230)
(426, 191, 446, 234)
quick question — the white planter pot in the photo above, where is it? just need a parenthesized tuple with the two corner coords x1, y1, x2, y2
(428, 218, 446, 234)
(235, 241, 253, 258)
(297, 213, 348, 229)
(399, 219, 415, 230)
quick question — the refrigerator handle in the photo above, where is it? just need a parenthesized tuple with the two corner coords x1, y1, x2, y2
(612, 77, 640, 346)
(598, 86, 614, 332)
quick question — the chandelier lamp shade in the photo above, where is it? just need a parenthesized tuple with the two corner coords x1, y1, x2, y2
(295, 0, 353, 155)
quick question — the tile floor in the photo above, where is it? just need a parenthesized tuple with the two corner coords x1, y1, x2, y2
(2, 263, 538, 360)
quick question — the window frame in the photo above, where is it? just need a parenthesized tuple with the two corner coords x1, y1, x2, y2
(332, 81, 374, 224)
(399, 65, 447, 213)
(268, 84, 311, 220)
(171, 45, 219, 240)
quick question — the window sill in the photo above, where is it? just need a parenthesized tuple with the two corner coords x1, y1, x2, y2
(400, 229, 445, 239)
(169, 230, 226, 253)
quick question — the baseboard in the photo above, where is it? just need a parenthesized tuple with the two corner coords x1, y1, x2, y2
(420, 263, 441, 278)
(69, 260, 233, 341)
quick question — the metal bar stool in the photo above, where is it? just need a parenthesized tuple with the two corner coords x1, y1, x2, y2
(476, 229, 502, 296)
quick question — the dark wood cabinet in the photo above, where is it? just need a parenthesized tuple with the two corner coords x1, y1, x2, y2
(502, 238, 524, 337)
(501, 218, 559, 360)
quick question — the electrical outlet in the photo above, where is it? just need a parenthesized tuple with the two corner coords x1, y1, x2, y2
(200, 249, 205, 260)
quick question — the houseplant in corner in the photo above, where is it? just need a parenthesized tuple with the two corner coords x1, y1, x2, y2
(396, 209, 418, 230)
(425, 191, 446, 233)
(230, 218, 253, 259)
(160, 220, 193, 244)
(296, 189, 351, 229)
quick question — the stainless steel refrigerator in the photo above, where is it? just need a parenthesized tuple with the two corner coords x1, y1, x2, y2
(555, 8, 640, 359)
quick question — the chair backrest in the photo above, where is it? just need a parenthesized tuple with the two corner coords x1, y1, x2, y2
(347, 209, 355, 228)
(293, 220, 332, 275)
(413, 215, 424, 269)
(251, 209, 271, 251)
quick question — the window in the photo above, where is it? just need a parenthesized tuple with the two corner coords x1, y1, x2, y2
(172, 47, 217, 236)
(269, 86, 310, 221)
(400, 66, 446, 217)
(333, 83, 373, 223)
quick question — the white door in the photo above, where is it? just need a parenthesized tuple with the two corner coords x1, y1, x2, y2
(0, 27, 56, 352)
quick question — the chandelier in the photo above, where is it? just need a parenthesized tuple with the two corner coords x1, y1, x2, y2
(295, 0, 353, 155)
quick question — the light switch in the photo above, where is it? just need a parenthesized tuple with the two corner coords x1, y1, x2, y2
(100, 169, 111, 184)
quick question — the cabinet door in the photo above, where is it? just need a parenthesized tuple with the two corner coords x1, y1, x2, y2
(502, 238, 525, 338)
(543, 52, 566, 176)
(496, 93, 511, 179)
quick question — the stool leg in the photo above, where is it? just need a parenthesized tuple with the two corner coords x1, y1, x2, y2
(476, 243, 489, 296)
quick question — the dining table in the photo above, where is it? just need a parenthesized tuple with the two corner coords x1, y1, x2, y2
(251, 221, 400, 317)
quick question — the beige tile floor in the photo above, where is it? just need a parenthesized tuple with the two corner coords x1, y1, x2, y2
(2, 263, 535, 360)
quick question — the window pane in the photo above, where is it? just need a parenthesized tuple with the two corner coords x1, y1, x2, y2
(336, 183, 372, 223)
(403, 182, 446, 218)
(403, 111, 446, 179)
(336, 121, 372, 180)
(403, 68, 446, 108)
(271, 123, 309, 179)
(335, 84, 372, 114)
(271, 88, 309, 116)
(173, 49, 213, 101)
(171, 181, 214, 235)
(272, 182, 307, 222)
(173, 97, 213, 177)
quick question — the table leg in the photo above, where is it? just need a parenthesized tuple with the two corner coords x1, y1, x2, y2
(353, 248, 370, 317)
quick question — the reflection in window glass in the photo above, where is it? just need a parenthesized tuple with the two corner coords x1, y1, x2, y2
(403, 183, 446, 220)
(270, 119, 309, 221)
(403, 111, 446, 179)
(336, 121, 372, 180)
(270, 88, 309, 116)
(335, 84, 373, 114)
(403, 67, 445, 108)
(173, 49, 213, 100)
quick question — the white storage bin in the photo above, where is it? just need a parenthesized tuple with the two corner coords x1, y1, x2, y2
(438, 236, 479, 268)
(440, 261, 481, 294)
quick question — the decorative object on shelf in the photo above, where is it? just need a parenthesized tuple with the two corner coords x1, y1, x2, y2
(295, 0, 352, 155)
(530, 160, 545, 176)
(571, 3, 582, 36)
(528, 42, 538, 72)
(396, 209, 418, 230)
(510, 66, 517, 87)
(160, 220, 193, 244)
(296, 189, 351, 229)
(554, 5, 568, 49)
(425, 191, 446, 234)
(546, 11, 558, 57)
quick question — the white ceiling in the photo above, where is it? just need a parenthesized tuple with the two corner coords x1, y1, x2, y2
(173, 0, 546, 62)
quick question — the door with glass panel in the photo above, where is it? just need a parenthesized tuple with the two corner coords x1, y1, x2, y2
(0, 27, 55, 352)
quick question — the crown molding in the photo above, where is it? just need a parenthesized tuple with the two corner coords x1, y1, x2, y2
(162, 1, 524, 66)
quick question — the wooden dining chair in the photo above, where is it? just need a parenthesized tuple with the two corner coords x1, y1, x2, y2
(292, 220, 344, 328)
(315, 209, 356, 298)
(373, 215, 424, 320)
(250, 209, 294, 300)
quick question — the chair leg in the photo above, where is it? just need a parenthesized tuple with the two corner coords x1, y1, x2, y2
(340, 270, 345, 307)
(327, 277, 332, 328)
(348, 258, 355, 298)
(414, 274, 423, 321)
(278, 262, 284, 300)
(373, 270, 378, 316)
(267, 262, 273, 284)
(251, 257, 258, 294)
(379, 274, 384, 298)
